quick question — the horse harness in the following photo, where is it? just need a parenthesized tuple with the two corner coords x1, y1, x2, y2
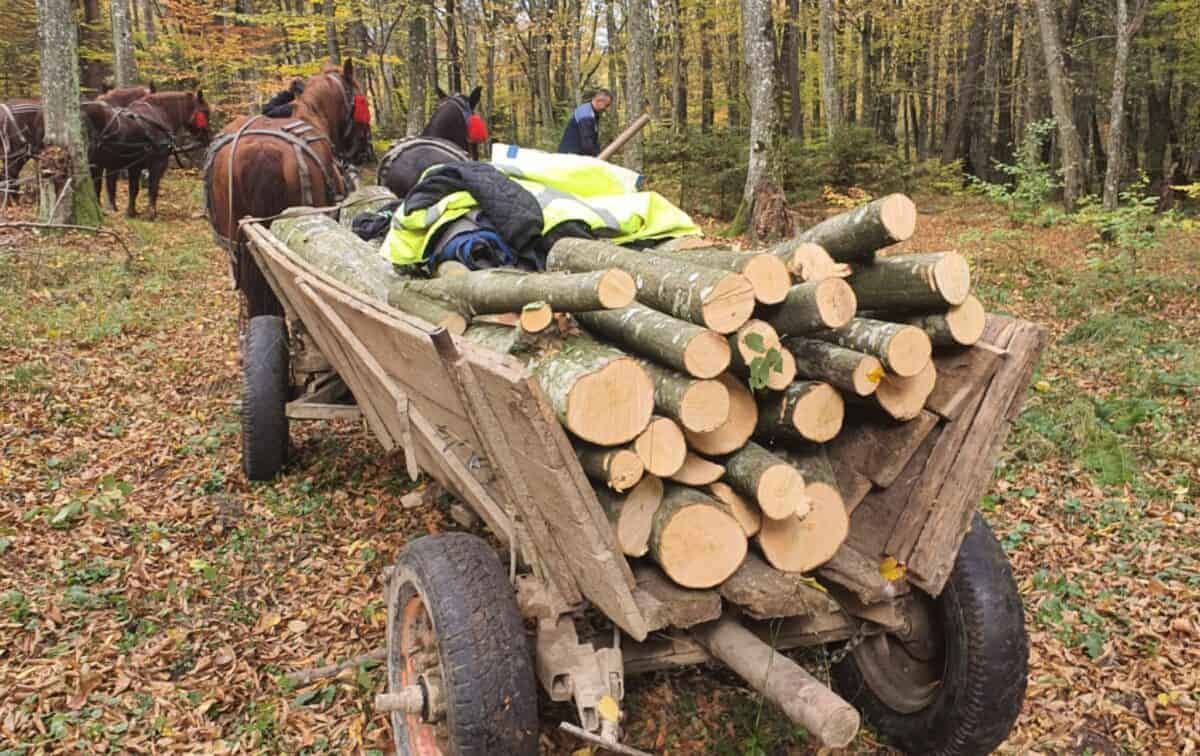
(0, 102, 41, 163)
(203, 115, 347, 254)
(91, 101, 178, 164)
(377, 136, 469, 185)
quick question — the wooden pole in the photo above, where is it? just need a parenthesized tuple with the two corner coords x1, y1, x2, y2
(598, 112, 652, 161)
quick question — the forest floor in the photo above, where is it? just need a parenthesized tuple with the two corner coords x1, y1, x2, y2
(0, 171, 1197, 755)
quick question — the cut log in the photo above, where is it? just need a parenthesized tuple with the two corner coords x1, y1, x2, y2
(394, 267, 635, 315)
(595, 476, 664, 557)
(873, 361, 938, 421)
(632, 416, 688, 477)
(796, 193, 917, 262)
(683, 373, 759, 455)
(723, 441, 809, 520)
(337, 185, 397, 227)
(771, 240, 852, 281)
(651, 246, 791, 304)
(633, 564, 722, 628)
(756, 381, 845, 444)
(435, 260, 470, 278)
(388, 292, 469, 334)
(518, 302, 554, 333)
(273, 214, 400, 302)
(811, 317, 931, 377)
(464, 325, 654, 445)
(847, 252, 971, 310)
(783, 338, 882, 397)
(576, 304, 731, 379)
(728, 320, 796, 391)
(718, 552, 840, 620)
(707, 481, 761, 537)
(817, 543, 899, 605)
(757, 470, 849, 574)
(906, 294, 987, 348)
(576, 443, 645, 491)
(650, 484, 748, 589)
(637, 359, 731, 433)
(668, 453, 726, 486)
(695, 616, 861, 748)
(761, 279, 857, 337)
(546, 238, 756, 333)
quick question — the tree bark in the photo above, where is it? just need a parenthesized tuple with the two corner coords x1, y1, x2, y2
(1103, 0, 1145, 210)
(1032, 0, 1086, 208)
(324, 0, 340, 62)
(725, 31, 742, 129)
(783, 0, 803, 138)
(846, 251, 972, 311)
(669, 0, 687, 132)
(755, 380, 844, 444)
(652, 244, 791, 305)
(110, 0, 138, 87)
(810, 317, 932, 377)
(80, 0, 107, 93)
(796, 193, 917, 262)
(783, 338, 883, 396)
(36, 0, 101, 226)
(546, 239, 756, 334)
(140, 0, 156, 45)
(818, 0, 840, 137)
(699, 12, 714, 133)
(760, 279, 857, 337)
(722, 441, 808, 520)
(625, 0, 648, 171)
(740, 0, 777, 219)
(940, 6, 987, 164)
(395, 268, 635, 315)
(575, 304, 732, 379)
(636, 359, 731, 433)
(407, 10, 428, 135)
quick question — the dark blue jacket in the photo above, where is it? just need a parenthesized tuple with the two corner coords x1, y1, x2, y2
(558, 101, 601, 156)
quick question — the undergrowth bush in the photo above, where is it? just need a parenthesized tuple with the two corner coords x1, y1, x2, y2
(968, 118, 1060, 224)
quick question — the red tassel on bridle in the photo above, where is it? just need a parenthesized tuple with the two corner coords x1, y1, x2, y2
(191, 110, 207, 129)
(466, 113, 488, 144)
(353, 94, 371, 125)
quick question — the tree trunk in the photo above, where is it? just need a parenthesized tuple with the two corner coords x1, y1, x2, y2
(811, 317, 932, 378)
(110, 0, 138, 87)
(653, 244, 791, 305)
(37, 0, 101, 226)
(699, 13, 714, 133)
(669, 0, 686, 132)
(607, 0, 622, 121)
(140, 0, 156, 46)
(783, 337, 883, 396)
(546, 239, 756, 334)
(992, 0, 1016, 171)
(904, 294, 986, 348)
(625, 0, 648, 171)
(649, 484, 747, 589)
(722, 441, 808, 520)
(575, 304, 732, 379)
(818, 0, 840, 137)
(740, 0, 778, 227)
(428, 0, 440, 96)
(1104, 0, 1143, 210)
(725, 32, 742, 129)
(782, 0, 802, 138)
(446, 0, 463, 92)
(1032, 0, 1086, 208)
(324, 0, 340, 62)
(407, 12, 428, 135)
(940, 6, 987, 164)
(80, 0, 107, 93)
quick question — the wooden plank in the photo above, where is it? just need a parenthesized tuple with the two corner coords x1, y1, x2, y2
(845, 424, 940, 558)
(718, 553, 840, 620)
(634, 565, 722, 629)
(925, 343, 1005, 420)
(285, 401, 363, 421)
(829, 456, 873, 514)
(827, 409, 940, 488)
(906, 319, 1045, 594)
(817, 543, 901, 605)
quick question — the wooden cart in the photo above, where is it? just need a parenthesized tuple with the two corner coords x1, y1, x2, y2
(239, 219, 1045, 755)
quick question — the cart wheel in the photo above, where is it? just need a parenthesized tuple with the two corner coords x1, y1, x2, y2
(832, 513, 1027, 755)
(384, 533, 538, 756)
(241, 315, 289, 481)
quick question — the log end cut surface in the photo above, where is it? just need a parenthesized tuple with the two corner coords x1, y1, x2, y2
(789, 382, 845, 443)
(932, 252, 972, 306)
(886, 325, 933, 378)
(758, 482, 848, 573)
(684, 330, 734, 379)
(757, 463, 809, 520)
(880, 193, 917, 243)
(945, 294, 986, 345)
(683, 373, 758, 454)
(876, 360, 938, 421)
(743, 254, 792, 304)
(607, 449, 646, 491)
(816, 278, 858, 330)
(520, 302, 554, 333)
(709, 481, 762, 537)
(701, 273, 757, 334)
(567, 357, 655, 445)
(657, 504, 748, 588)
(679, 379, 733, 433)
(854, 355, 885, 396)
(598, 268, 638, 308)
(634, 417, 688, 477)
(615, 476, 664, 557)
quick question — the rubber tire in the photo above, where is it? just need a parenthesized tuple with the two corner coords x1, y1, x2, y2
(388, 533, 538, 756)
(832, 513, 1028, 755)
(241, 315, 289, 481)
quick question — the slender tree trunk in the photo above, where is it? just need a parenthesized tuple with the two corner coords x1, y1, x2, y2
(625, 0, 648, 170)
(859, 14, 872, 132)
(427, 0, 439, 95)
(992, 0, 1015, 171)
(670, 0, 686, 131)
(940, 5, 987, 164)
(606, 0, 622, 121)
(446, 0, 462, 92)
(111, 0, 138, 87)
(37, 0, 101, 225)
(726, 31, 742, 129)
(569, 0, 583, 104)
(1032, 0, 1086, 208)
(407, 11, 428, 135)
(1103, 0, 1143, 210)
(324, 0, 339, 62)
(80, 0, 107, 93)
(740, 0, 777, 216)
(783, 0, 802, 138)
(818, 0, 840, 137)
(141, 0, 157, 45)
(699, 13, 714, 133)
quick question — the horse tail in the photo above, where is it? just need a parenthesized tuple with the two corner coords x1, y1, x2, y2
(233, 141, 288, 318)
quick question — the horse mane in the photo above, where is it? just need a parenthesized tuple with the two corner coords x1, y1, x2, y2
(137, 92, 197, 129)
(294, 66, 352, 134)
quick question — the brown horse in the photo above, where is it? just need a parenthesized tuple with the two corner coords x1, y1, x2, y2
(84, 90, 211, 219)
(98, 83, 155, 107)
(1, 99, 44, 198)
(205, 59, 371, 318)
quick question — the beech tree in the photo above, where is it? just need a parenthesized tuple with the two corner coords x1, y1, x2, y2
(111, 0, 137, 87)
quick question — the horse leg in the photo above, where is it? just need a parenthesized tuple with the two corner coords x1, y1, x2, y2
(105, 170, 119, 211)
(126, 166, 141, 217)
(145, 158, 167, 221)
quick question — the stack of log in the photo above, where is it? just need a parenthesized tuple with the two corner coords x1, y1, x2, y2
(275, 190, 990, 594)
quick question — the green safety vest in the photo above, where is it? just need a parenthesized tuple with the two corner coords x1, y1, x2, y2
(490, 143, 645, 197)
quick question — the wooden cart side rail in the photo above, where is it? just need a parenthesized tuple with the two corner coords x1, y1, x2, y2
(243, 223, 651, 639)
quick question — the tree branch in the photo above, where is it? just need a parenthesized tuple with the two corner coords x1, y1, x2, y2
(0, 221, 134, 268)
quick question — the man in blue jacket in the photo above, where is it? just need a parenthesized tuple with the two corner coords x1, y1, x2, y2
(558, 89, 613, 156)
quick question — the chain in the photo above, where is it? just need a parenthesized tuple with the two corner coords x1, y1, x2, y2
(827, 620, 871, 665)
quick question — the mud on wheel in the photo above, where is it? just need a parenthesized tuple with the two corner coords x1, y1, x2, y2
(833, 513, 1028, 755)
(383, 533, 538, 756)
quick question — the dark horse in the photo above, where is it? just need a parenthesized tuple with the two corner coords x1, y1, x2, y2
(0, 99, 44, 197)
(377, 86, 486, 198)
(84, 90, 211, 219)
(98, 83, 155, 107)
(204, 59, 372, 318)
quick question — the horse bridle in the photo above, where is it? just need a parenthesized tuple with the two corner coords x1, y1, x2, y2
(1, 103, 40, 161)
(324, 73, 359, 151)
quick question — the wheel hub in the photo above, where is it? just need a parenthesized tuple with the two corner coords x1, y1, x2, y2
(852, 591, 945, 714)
